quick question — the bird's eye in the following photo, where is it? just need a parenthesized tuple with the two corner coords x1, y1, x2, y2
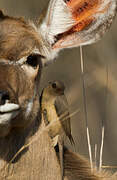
(52, 82, 57, 89)
(26, 54, 41, 68)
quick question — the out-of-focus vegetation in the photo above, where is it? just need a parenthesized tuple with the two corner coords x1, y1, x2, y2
(1, 0, 117, 170)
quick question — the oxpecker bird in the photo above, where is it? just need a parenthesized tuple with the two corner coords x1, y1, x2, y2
(41, 81, 74, 179)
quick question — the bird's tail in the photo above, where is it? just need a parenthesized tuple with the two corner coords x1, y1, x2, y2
(63, 147, 116, 180)
(69, 135, 75, 147)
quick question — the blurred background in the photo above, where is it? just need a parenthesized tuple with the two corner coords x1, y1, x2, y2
(0, 0, 117, 171)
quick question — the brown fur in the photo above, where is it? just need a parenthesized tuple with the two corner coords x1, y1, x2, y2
(0, 10, 41, 60)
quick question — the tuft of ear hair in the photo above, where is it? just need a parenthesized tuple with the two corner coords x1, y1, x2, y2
(0, 10, 6, 20)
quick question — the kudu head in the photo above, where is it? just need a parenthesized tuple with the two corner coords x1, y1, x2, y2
(0, 0, 116, 137)
(0, 11, 43, 137)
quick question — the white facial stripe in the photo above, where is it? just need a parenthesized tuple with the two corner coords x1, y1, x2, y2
(25, 85, 37, 117)
(25, 100, 33, 117)
(0, 58, 26, 66)
(0, 48, 41, 66)
(18, 48, 41, 65)
(33, 48, 41, 54)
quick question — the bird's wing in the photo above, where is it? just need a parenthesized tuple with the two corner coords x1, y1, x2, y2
(55, 95, 74, 145)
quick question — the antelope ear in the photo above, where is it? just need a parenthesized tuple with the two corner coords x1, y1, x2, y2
(40, 0, 116, 50)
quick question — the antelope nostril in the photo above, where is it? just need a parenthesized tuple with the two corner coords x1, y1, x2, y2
(0, 91, 10, 105)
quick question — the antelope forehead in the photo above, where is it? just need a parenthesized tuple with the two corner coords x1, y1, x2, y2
(0, 21, 40, 60)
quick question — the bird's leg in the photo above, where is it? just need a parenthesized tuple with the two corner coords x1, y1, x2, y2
(58, 136, 64, 180)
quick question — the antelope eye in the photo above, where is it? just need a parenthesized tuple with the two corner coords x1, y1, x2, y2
(26, 54, 41, 68)
(52, 83, 57, 89)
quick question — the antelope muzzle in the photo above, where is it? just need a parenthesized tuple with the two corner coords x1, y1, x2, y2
(0, 60, 41, 137)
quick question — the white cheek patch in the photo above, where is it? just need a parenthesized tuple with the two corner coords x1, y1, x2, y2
(25, 100, 34, 117)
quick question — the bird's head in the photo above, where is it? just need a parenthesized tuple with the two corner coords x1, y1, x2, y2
(42, 81, 65, 102)
(49, 81, 65, 96)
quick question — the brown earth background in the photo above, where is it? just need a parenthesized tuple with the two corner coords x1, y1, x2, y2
(0, 0, 117, 171)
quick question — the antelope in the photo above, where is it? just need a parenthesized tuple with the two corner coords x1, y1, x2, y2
(0, 0, 116, 179)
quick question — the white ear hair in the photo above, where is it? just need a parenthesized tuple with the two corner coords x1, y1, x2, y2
(39, 0, 74, 61)
(38, 0, 117, 62)
(40, 0, 74, 44)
